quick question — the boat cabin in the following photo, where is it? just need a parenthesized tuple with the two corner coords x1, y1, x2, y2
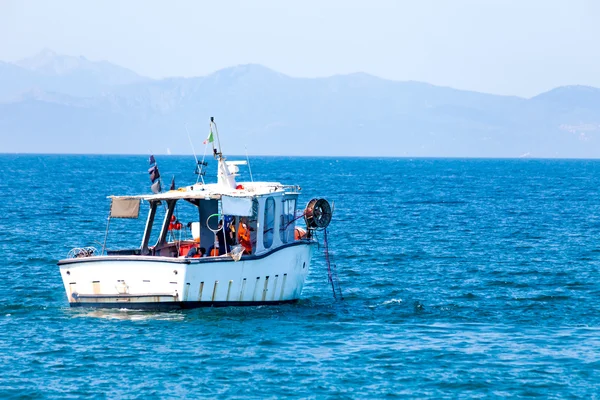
(105, 181, 304, 260)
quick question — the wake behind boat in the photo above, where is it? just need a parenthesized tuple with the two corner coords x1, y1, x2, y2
(57, 118, 335, 309)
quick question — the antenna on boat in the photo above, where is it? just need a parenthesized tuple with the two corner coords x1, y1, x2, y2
(187, 123, 207, 184)
(185, 123, 199, 166)
(245, 146, 254, 182)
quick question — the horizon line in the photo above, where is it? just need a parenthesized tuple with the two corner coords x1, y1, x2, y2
(1, 152, 599, 161)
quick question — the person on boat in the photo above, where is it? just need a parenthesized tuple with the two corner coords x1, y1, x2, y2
(185, 246, 198, 258)
(224, 216, 236, 248)
(237, 217, 252, 255)
(218, 219, 232, 254)
(186, 246, 207, 258)
(207, 221, 229, 256)
(208, 240, 219, 256)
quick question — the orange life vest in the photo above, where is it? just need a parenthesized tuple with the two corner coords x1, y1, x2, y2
(237, 222, 252, 254)
(295, 227, 307, 240)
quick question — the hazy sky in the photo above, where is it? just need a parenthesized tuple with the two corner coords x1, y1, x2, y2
(1, 0, 598, 97)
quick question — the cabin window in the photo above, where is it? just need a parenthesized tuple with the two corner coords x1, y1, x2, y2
(263, 197, 275, 248)
(280, 198, 296, 243)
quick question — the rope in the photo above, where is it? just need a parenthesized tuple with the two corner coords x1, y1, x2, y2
(323, 228, 343, 300)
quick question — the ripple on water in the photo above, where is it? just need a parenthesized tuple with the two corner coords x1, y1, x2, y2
(0, 156, 599, 397)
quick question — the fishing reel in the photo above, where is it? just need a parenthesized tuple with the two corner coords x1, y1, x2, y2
(304, 198, 333, 230)
(304, 198, 343, 300)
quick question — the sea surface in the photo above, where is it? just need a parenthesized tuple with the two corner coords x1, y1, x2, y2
(0, 155, 599, 398)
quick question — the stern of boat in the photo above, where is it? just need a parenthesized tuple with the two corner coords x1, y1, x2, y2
(58, 256, 190, 308)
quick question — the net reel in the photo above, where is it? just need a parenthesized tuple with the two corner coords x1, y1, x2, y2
(303, 198, 342, 300)
(304, 198, 333, 230)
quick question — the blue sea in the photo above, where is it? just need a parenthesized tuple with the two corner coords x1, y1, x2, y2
(1, 155, 599, 398)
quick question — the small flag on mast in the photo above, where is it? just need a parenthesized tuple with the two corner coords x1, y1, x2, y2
(170, 176, 175, 191)
(151, 180, 162, 194)
(148, 165, 160, 182)
(203, 130, 214, 145)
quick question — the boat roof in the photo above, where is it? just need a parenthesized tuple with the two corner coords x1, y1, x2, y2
(110, 181, 301, 201)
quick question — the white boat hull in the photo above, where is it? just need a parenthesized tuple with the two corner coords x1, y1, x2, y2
(58, 241, 315, 309)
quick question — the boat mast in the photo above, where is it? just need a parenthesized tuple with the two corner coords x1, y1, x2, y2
(210, 117, 237, 189)
(210, 116, 224, 160)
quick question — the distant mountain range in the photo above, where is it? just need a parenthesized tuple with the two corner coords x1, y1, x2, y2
(1, 49, 599, 157)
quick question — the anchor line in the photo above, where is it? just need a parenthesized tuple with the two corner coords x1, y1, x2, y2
(323, 228, 343, 300)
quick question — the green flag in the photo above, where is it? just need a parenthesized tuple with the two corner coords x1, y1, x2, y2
(203, 130, 214, 145)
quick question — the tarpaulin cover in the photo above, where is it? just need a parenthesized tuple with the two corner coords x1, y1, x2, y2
(110, 198, 141, 219)
(222, 196, 253, 216)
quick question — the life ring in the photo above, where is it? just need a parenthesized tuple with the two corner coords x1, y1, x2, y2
(294, 227, 307, 240)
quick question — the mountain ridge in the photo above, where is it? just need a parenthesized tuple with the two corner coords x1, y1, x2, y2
(0, 50, 598, 157)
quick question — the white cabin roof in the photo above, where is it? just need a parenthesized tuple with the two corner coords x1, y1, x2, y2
(110, 181, 300, 201)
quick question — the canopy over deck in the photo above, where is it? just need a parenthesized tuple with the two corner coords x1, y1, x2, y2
(109, 181, 301, 202)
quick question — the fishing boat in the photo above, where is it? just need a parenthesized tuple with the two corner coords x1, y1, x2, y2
(57, 118, 336, 309)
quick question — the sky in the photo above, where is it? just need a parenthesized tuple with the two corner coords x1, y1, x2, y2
(0, 0, 599, 97)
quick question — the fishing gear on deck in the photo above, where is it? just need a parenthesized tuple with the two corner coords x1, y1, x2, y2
(303, 198, 343, 300)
